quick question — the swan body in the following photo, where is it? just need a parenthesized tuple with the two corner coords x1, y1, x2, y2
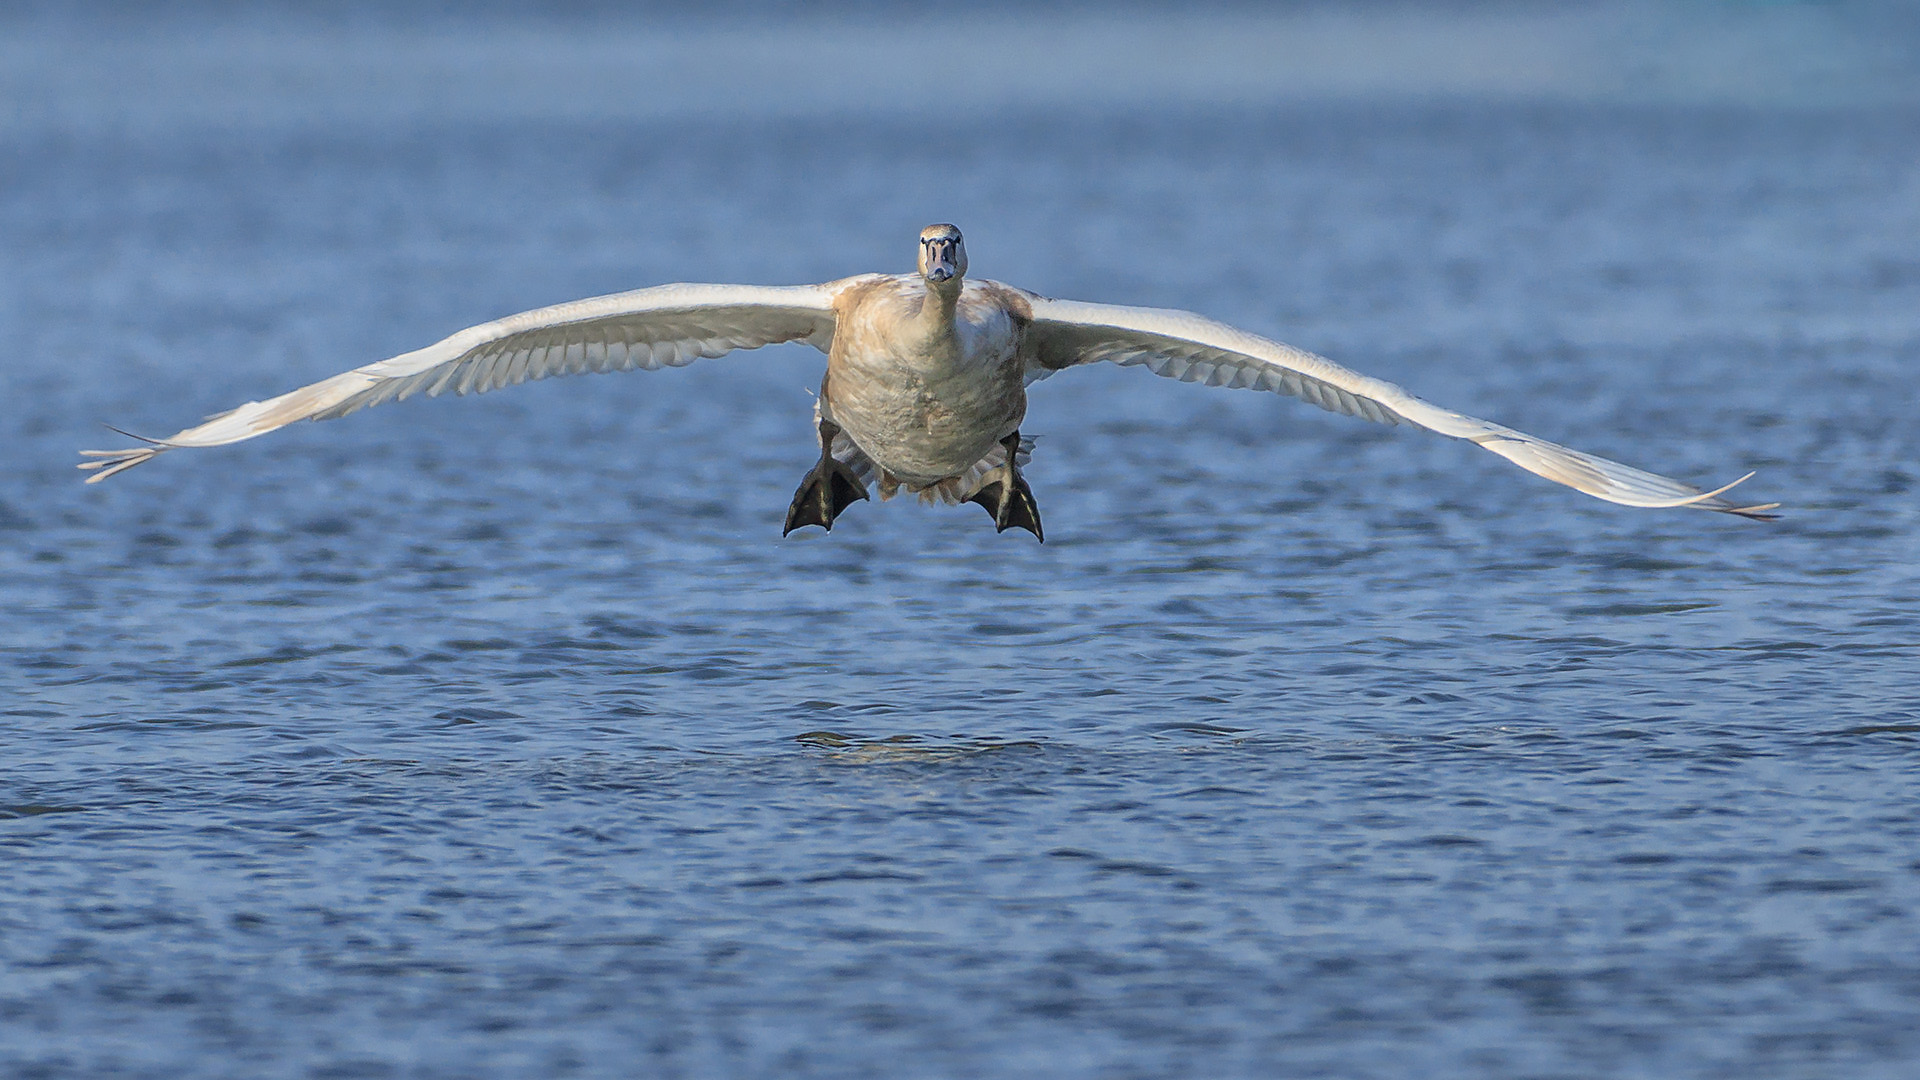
(824, 274, 1028, 488)
(81, 224, 1779, 534)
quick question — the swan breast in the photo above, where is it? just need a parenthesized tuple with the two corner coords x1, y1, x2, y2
(824, 279, 1029, 485)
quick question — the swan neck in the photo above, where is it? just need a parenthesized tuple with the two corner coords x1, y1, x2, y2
(918, 278, 962, 332)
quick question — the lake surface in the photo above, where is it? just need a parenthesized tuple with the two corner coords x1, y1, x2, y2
(4, 6, 1919, 1078)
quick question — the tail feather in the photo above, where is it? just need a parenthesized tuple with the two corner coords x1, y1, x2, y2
(826, 431, 1034, 505)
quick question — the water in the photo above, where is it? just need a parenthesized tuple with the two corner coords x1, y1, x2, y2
(5, 6, 1920, 1078)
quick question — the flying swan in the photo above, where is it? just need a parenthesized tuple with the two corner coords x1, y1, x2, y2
(81, 224, 1778, 538)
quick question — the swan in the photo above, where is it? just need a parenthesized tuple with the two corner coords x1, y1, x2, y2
(80, 223, 1778, 538)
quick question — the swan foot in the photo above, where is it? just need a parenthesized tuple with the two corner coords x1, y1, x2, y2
(966, 431, 1044, 542)
(783, 422, 869, 535)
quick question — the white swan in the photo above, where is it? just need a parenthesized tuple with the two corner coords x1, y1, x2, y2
(81, 224, 1778, 538)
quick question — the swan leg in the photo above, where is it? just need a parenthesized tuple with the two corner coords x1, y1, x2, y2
(966, 431, 1044, 542)
(783, 418, 869, 535)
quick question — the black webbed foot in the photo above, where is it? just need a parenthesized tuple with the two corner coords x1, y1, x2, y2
(783, 454, 869, 535)
(966, 431, 1043, 542)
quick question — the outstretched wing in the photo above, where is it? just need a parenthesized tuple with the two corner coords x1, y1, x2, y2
(80, 279, 872, 483)
(1021, 295, 1777, 519)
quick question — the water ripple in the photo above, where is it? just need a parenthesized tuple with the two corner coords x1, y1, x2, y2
(4, 45, 1920, 1080)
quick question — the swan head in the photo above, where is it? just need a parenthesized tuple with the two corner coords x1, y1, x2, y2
(918, 224, 967, 285)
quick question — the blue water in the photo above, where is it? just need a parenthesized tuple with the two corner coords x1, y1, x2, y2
(5, 7, 1920, 1078)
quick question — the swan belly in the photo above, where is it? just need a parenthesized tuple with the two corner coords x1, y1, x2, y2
(827, 358, 1025, 486)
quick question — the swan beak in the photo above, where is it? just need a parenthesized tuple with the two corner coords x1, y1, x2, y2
(924, 239, 959, 282)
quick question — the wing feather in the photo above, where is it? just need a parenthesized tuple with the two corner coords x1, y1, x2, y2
(80, 279, 869, 482)
(1022, 294, 1776, 519)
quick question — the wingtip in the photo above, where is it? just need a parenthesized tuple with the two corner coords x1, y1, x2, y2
(1719, 500, 1782, 522)
(77, 428, 169, 484)
(1653, 470, 1780, 520)
(76, 451, 157, 483)
(1686, 471, 1782, 521)
(1677, 470, 1758, 506)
